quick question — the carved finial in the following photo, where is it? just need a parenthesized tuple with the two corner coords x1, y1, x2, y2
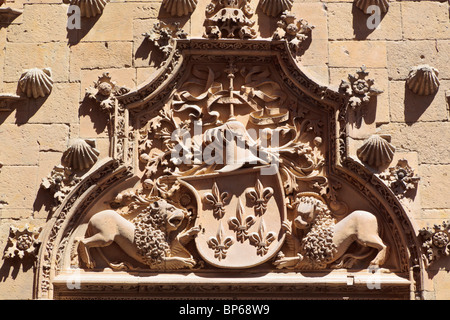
(339, 65, 383, 110)
(406, 65, 440, 96)
(272, 11, 314, 56)
(143, 22, 187, 60)
(18, 67, 53, 99)
(3, 224, 42, 260)
(204, 0, 257, 39)
(357, 134, 395, 169)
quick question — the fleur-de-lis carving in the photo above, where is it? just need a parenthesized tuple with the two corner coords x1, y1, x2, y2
(228, 199, 256, 243)
(246, 179, 273, 216)
(203, 182, 230, 219)
(207, 222, 234, 260)
(249, 218, 276, 256)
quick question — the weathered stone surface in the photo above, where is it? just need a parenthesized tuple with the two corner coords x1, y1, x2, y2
(401, 1, 450, 40)
(379, 122, 450, 164)
(0, 166, 38, 209)
(328, 2, 402, 41)
(4, 42, 70, 83)
(419, 165, 450, 209)
(329, 40, 387, 68)
(70, 42, 133, 81)
(389, 80, 449, 123)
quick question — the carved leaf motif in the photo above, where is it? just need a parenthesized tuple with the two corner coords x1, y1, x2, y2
(203, 182, 230, 219)
(246, 179, 273, 216)
(228, 199, 256, 242)
(207, 222, 234, 260)
(249, 218, 276, 256)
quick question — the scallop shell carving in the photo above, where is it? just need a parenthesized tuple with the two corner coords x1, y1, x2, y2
(61, 139, 100, 171)
(19, 68, 53, 99)
(357, 135, 395, 169)
(406, 65, 440, 96)
(354, 0, 389, 14)
(162, 0, 197, 16)
(259, 0, 293, 17)
(68, 0, 109, 18)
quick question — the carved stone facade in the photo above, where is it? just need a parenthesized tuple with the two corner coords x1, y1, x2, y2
(0, 0, 449, 301)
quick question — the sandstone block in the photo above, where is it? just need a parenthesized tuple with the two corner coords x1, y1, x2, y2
(401, 1, 450, 40)
(389, 80, 449, 123)
(329, 40, 387, 68)
(419, 164, 450, 209)
(0, 166, 38, 209)
(70, 42, 133, 81)
(328, 2, 402, 41)
(4, 42, 70, 83)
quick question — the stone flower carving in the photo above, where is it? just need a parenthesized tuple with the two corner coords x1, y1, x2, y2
(162, 0, 197, 16)
(249, 218, 276, 256)
(143, 22, 187, 60)
(18, 67, 53, 99)
(357, 134, 395, 170)
(228, 199, 256, 242)
(61, 139, 100, 171)
(41, 165, 81, 211)
(204, 0, 257, 39)
(259, 0, 293, 17)
(339, 65, 383, 110)
(3, 224, 42, 260)
(246, 179, 273, 216)
(85, 72, 129, 114)
(203, 182, 230, 219)
(272, 11, 314, 55)
(406, 65, 440, 96)
(379, 159, 420, 198)
(207, 222, 234, 260)
(419, 221, 450, 267)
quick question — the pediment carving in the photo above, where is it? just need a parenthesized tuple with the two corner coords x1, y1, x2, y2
(35, 30, 424, 300)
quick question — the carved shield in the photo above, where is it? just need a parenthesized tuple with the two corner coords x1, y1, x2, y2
(178, 166, 286, 268)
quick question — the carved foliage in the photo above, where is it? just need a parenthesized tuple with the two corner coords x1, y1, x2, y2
(379, 159, 420, 198)
(143, 22, 187, 60)
(272, 11, 314, 55)
(419, 221, 450, 267)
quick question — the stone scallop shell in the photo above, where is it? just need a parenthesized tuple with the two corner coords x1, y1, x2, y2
(162, 0, 197, 16)
(19, 68, 53, 99)
(61, 139, 100, 171)
(354, 0, 389, 14)
(406, 65, 440, 96)
(259, 0, 293, 17)
(69, 0, 108, 18)
(357, 135, 395, 169)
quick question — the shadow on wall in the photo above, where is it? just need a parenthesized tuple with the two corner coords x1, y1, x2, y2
(0, 255, 36, 283)
(352, 3, 388, 40)
(67, 15, 102, 47)
(403, 83, 438, 124)
(78, 98, 109, 135)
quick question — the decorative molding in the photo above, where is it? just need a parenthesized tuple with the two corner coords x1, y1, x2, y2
(379, 159, 420, 199)
(3, 224, 42, 260)
(143, 22, 187, 60)
(357, 134, 395, 169)
(0, 93, 22, 112)
(18, 68, 53, 99)
(419, 221, 450, 268)
(406, 65, 440, 96)
(61, 139, 100, 171)
(162, 0, 197, 16)
(259, 0, 293, 17)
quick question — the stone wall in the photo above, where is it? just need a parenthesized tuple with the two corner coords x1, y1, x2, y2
(0, 0, 448, 299)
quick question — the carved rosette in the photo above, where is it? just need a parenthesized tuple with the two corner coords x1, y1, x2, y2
(419, 222, 450, 267)
(379, 159, 420, 198)
(339, 65, 383, 111)
(3, 224, 42, 260)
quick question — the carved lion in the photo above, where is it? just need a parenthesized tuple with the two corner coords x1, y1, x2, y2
(274, 194, 388, 269)
(76, 198, 200, 270)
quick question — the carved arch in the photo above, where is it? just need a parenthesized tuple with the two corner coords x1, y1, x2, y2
(34, 39, 424, 300)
